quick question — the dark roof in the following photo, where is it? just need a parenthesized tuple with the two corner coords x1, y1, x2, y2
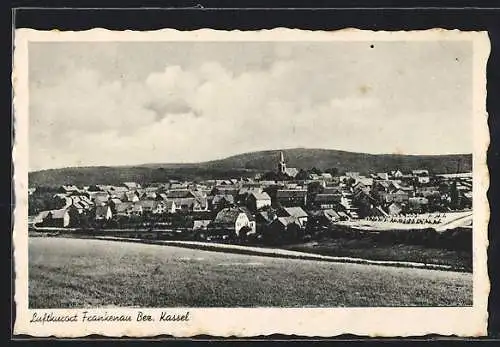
(214, 208, 246, 225)
(272, 216, 300, 228)
(164, 199, 176, 209)
(193, 220, 211, 229)
(115, 202, 134, 212)
(257, 211, 276, 224)
(34, 211, 51, 223)
(281, 207, 308, 218)
(314, 193, 342, 203)
(122, 182, 140, 189)
(213, 187, 240, 196)
(212, 194, 235, 205)
(323, 186, 342, 194)
(214, 207, 254, 225)
(249, 191, 271, 201)
(136, 200, 158, 209)
(172, 198, 196, 208)
(276, 189, 307, 199)
(323, 209, 340, 219)
(167, 190, 193, 199)
(409, 197, 429, 204)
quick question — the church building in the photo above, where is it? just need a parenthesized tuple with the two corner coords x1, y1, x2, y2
(277, 151, 299, 178)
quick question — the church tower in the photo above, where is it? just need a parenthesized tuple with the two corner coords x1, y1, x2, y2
(278, 151, 286, 174)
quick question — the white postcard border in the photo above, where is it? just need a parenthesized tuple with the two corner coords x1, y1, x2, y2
(12, 28, 491, 337)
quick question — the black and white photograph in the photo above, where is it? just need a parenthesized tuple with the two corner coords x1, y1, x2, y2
(13, 28, 490, 337)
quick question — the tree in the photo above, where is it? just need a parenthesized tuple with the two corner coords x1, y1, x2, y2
(310, 167, 322, 175)
(449, 180, 459, 210)
(295, 169, 309, 181)
(28, 192, 66, 215)
(325, 167, 339, 176)
(261, 171, 278, 181)
(307, 181, 323, 208)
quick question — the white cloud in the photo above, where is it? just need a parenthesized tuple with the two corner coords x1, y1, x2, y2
(28, 42, 472, 170)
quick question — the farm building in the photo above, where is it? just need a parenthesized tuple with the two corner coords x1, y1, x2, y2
(212, 207, 256, 236)
(246, 191, 272, 211)
(276, 189, 307, 207)
(277, 207, 308, 227)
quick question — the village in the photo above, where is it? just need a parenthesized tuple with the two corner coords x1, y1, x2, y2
(28, 151, 473, 245)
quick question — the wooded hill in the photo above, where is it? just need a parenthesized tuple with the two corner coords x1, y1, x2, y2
(29, 148, 472, 186)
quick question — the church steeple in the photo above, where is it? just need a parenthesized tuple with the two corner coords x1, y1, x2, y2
(278, 151, 286, 174)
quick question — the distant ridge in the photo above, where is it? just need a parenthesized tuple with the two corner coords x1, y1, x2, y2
(29, 148, 472, 186)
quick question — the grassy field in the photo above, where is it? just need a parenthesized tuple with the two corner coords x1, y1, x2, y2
(29, 237, 472, 308)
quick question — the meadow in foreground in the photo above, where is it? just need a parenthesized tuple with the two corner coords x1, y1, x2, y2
(29, 237, 472, 308)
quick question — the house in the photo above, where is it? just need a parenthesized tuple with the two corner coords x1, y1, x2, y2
(390, 170, 404, 178)
(123, 191, 140, 203)
(238, 187, 263, 199)
(192, 197, 209, 212)
(59, 185, 80, 194)
(137, 200, 162, 214)
(308, 209, 340, 229)
(412, 170, 430, 184)
(352, 182, 371, 195)
(42, 209, 71, 227)
(109, 186, 128, 194)
(210, 194, 235, 211)
(323, 209, 341, 222)
(172, 198, 194, 212)
(384, 190, 409, 203)
(270, 216, 301, 231)
(164, 199, 177, 214)
(408, 197, 429, 213)
(247, 191, 272, 211)
(89, 191, 109, 206)
(33, 210, 51, 227)
(212, 207, 256, 236)
(277, 206, 308, 227)
(372, 180, 398, 194)
(144, 191, 157, 200)
(376, 172, 389, 180)
(256, 209, 278, 226)
(167, 189, 193, 199)
(337, 211, 350, 221)
(115, 202, 135, 217)
(95, 205, 113, 220)
(71, 200, 87, 213)
(171, 197, 208, 212)
(267, 217, 302, 241)
(122, 182, 141, 190)
(388, 202, 403, 216)
(193, 220, 212, 230)
(309, 173, 321, 181)
(211, 186, 240, 197)
(321, 173, 333, 180)
(345, 172, 360, 179)
(313, 193, 342, 209)
(276, 189, 307, 207)
(109, 198, 123, 211)
(323, 186, 342, 195)
(131, 203, 143, 216)
(70, 195, 93, 212)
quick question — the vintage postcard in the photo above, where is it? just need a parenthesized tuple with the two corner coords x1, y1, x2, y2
(12, 28, 490, 337)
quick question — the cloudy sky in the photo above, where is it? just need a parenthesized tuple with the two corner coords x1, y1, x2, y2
(28, 40, 472, 171)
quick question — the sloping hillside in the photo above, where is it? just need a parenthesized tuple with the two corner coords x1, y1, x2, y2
(29, 148, 471, 186)
(200, 148, 471, 173)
